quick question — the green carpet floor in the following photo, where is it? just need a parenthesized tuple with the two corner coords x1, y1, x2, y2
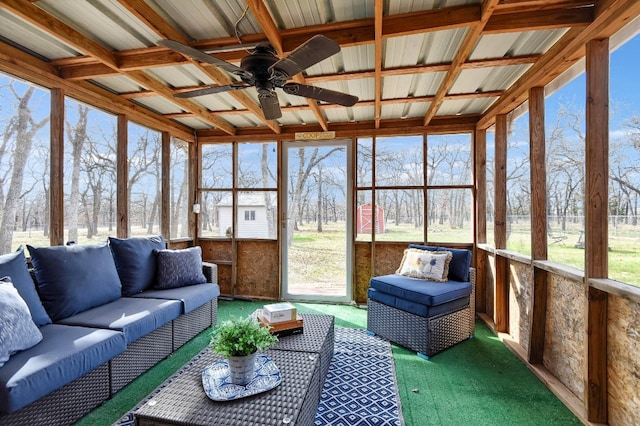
(76, 300, 580, 425)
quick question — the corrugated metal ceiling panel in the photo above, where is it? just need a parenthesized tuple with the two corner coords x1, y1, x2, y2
(133, 96, 183, 115)
(37, 0, 158, 50)
(0, 9, 78, 59)
(385, 28, 468, 67)
(188, 91, 248, 112)
(172, 116, 212, 130)
(147, 0, 263, 41)
(91, 75, 144, 93)
(452, 64, 531, 94)
(471, 29, 568, 60)
(437, 97, 496, 116)
(382, 73, 445, 99)
(222, 112, 264, 127)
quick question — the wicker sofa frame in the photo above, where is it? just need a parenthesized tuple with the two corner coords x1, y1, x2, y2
(1, 264, 219, 426)
(367, 268, 475, 359)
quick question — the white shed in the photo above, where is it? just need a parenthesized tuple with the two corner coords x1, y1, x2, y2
(217, 193, 275, 238)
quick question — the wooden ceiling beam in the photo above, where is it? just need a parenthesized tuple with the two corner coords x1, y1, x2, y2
(196, 114, 480, 142)
(423, 0, 500, 127)
(172, 90, 502, 117)
(374, 0, 383, 129)
(52, 4, 590, 79)
(483, 5, 594, 34)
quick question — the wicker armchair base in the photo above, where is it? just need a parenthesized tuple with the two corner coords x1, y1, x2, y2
(0, 363, 110, 426)
(367, 299, 473, 359)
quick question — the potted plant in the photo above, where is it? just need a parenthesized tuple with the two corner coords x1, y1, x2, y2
(209, 315, 278, 385)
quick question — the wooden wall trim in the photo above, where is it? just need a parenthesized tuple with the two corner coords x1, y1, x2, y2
(475, 128, 487, 243)
(161, 132, 170, 239)
(493, 114, 509, 332)
(49, 88, 64, 246)
(116, 114, 128, 238)
(494, 114, 507, 249)
(528, 86, 548, 364)
(474, 128, 487, 313)
(584, 38, 609, 423)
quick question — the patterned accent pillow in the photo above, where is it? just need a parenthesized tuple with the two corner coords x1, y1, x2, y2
(154, 246, 207, 290)
(0, 277, 43, 368)
(396, 248, 452, 282)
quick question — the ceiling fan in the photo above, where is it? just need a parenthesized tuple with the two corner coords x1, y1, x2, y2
(158, 35, 358, 120)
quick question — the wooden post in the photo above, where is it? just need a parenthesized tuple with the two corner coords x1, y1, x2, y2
(161, 132, 170, 239)
(49, 88, 64, 246)
(191, 137, 199, 242)
(494, 114, 509, 332)
(116, 115, 128, 238)
(528, 86, 548, 364)
(474, 127, 486, 313)
(584, 38, 609, 424)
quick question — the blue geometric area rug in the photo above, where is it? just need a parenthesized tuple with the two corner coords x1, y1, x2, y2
(315, 328, 404, 426)
(115, 328, 403, 426)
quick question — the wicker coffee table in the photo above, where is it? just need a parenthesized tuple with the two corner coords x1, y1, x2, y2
(134, 314, 334, 426)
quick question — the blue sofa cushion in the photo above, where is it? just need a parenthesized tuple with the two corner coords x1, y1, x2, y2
(0, 247, 51, 326)
(28, 243, 122, 321)
(133, 283, 220, 313)
(0, 278, 43, 368)
(0, 324, 125, 414)
(109, 235, 165, 296)
(409, 245, 472, 282)
(154, 247, 207, 290)
(369, 274, 472, 307)
(57, 297, 181, 344)
(368, 287, 469, 318)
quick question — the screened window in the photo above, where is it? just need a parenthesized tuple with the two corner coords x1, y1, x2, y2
(169, 137, 190, 239)
(63, 99, 116, 245)
(608, 32, 640, 286)
(545, 73, 586, 270)
(0, 76, 50, 254)
(128, 122, 161, 237)
(199, 142, 277, 239)
(506, 108, 532, 255)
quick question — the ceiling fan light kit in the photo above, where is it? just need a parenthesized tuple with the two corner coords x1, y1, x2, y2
(159, 35, 358, 120)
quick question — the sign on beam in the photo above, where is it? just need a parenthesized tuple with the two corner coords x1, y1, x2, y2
(294, 131, 336, 140)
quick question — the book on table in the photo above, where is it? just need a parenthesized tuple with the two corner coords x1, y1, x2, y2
(254, 309, 304, 337)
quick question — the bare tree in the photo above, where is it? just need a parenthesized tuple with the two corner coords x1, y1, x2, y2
(65, 103, 89, 243)
(0, 84, 48, 253)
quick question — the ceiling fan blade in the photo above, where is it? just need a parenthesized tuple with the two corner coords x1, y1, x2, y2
(174, 83, 249, 98)
(283, 83, 358, 107)
(259, 92, 282, 120)
(269, 35, 340, 79)
(158, 39, 252, 79)
(203, 43, 261, 54)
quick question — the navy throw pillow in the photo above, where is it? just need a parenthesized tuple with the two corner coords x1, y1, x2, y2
(28, 243, 122, 321)
(154, 246, 207, 290)
(0, 246, 51, 326)
(407, 244, 472, 282)
(437, 247, 472, 282)
(109, 235, 165, 296)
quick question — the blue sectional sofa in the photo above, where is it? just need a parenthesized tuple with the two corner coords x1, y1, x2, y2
(0, 236, 220, 426)
(367, 245, 474, 359)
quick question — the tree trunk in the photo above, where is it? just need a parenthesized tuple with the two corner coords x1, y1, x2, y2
(67, 104, 89, 243)
(0, 86, 48, 254)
